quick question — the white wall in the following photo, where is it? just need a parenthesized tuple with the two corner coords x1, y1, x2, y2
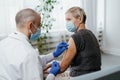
(0, 0, 24, 39)
(102, 0, 120, 55)
(97, 0, 105, 30)
(82, 0, 97, 35)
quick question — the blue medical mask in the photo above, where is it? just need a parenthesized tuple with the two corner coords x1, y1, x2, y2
(30, 24, 41, 41)
(66, 21, 77, 32)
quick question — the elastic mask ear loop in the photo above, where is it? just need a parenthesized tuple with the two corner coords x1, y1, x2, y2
(31, 23, 38, 34)
(29, 28, 33, 34)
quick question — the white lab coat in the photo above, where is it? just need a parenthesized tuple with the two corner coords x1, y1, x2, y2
(0, 31, 55, 80)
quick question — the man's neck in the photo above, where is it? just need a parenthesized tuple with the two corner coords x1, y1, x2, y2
(77, 23, 85, 32)
(17, 28, 29, 39)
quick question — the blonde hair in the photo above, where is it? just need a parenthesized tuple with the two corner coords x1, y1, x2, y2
(66, 7, 86, 23)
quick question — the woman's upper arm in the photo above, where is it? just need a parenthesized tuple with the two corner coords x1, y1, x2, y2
(60, 37, 77, 72)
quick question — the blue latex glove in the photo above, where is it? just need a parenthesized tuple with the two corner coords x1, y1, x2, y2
(49, 61, 60, 76)
(53, 42, 69, 57)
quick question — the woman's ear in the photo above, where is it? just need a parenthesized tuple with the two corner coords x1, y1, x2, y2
(79, 15, 83, 24)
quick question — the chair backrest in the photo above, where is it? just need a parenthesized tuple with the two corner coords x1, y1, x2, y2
(70, 65, 120, 80)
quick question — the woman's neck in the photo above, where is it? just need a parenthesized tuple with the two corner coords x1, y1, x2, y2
(77, 23, 85, 32)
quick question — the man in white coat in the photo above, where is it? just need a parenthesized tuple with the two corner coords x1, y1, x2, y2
(0, 8, 68, 80)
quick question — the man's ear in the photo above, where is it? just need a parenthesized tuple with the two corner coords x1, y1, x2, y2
(27, 21, 33, 30)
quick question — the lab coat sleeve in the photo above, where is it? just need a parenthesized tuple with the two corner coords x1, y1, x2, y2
(46, 74, 55, 80)
(39, 53, 55, 69)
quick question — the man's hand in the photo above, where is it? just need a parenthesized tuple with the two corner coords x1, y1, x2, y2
(49, 61, 60, 76)
(53, 42, 68, 57)
(44, 63, 52, 74)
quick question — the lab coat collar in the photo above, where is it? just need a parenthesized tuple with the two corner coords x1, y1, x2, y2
(8, 31, 31, 45)
(16, 31, 29, 41)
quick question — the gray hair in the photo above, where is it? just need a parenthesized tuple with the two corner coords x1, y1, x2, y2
(15, 8, 39, 27)
(66, 7, 86, 23)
